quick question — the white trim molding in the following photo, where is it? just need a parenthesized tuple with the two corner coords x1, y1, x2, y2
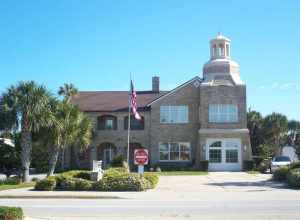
(199, 128, 249, 134)
(147, 76, 202, 106)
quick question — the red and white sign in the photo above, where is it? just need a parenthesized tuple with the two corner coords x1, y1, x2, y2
(134, 149, 149, 165)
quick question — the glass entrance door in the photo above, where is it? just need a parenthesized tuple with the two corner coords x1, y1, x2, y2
(103, 147, 113, 167)
(206, 139, 241, 171)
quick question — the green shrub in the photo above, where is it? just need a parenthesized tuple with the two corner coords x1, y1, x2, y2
(199, 160, 209, 171)
(73, 172, 90, 180)
(144, 173, 159, 189)
(31, 177, 39, 182)
(252, 156, 264, 168)
(55, 175, 93, 191)
(56, 176, 76, 191)
(273, 166, 289, 181)
(104, 167, 129, 177)
(74, 179, 93, 191)
(256, 161, 268, 173)
(243, 160, 254, 171)
(110, 155, 125, 167)
(290, 161, 300, 170)
(92, 180, 107, 191)
(287, 168, 300, 188)
(103, 173, 148, 191)
(35, 177, 56, 191)
(0, 206, 23, 220)
(95, 168, 150, 191)
(3, 176, 21, 185)
(59, 170, 91, 180)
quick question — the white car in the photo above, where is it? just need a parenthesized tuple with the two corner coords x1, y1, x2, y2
(270, 156, 291, 173)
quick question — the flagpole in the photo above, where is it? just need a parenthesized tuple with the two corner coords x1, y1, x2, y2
(127, 75, 131, 166)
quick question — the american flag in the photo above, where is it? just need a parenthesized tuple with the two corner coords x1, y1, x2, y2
(130, 80, 141, 120)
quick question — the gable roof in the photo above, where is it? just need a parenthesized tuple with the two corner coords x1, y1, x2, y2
(71, 91, 168, 112)
(146, 76, 202, 106)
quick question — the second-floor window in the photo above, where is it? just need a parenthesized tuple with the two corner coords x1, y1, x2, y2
(124, 115, 144, 130)
(160, 106, 188, 123)
(97, 115, 117, 130)
(209, 104, 238, 123)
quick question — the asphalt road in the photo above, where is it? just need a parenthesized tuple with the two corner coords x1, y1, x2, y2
(1, 173, 300, 220)
(1, 195, 300, 220)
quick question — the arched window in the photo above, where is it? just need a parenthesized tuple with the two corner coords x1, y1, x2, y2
(97, 115, 117, 130)
(124, 115, 144, 130)
(97, 142, 117, 167)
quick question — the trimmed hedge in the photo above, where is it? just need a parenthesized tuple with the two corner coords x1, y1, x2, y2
(59, 170, 91, 180)
(100, 173, 149, 191)
(273, 166, 289, 181)
(243, 160, 254, 171)
(104, 167, 129, 177)
(144, 173, 159, 189)
(287, 168, 300, 188)
(35, 177, 56, 191)
(199, 160, 209, 171)
(0, 206, 23, 220)
(34, 168, 158, 192)
(290, 161, 300, 170)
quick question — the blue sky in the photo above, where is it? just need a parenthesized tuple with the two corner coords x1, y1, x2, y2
(0, 1, 299, 120)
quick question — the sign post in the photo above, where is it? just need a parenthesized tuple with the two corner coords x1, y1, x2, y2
(134, 149, 149, 175)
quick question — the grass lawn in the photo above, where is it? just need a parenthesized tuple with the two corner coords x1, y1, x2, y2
(146, 171, 208, 176)
(0, 182, 35, 191)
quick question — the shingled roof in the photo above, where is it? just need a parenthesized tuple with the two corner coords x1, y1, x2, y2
(71, 91, 168, 112)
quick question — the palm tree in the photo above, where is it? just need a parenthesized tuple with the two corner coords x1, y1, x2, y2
(58, 83, 78, 102)
(0, 81, 52, 182)
(46, 100, 92, 176)
(247, 110, 264, 155)
(262, 112, 288, 156)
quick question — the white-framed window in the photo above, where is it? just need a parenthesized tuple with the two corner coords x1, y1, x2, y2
(160, 106, 188, 123)
(105, 119, 114, 129)
(209, 104, 238, 123)
(159, 142, 191, 161)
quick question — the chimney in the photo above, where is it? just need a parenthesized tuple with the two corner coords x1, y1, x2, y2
(152, 76, 160, 93)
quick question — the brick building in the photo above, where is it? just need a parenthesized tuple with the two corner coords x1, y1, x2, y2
(70, 33, 252, 171)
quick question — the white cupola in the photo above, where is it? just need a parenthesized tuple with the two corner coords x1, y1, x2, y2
(210, 32, 231, 60)
(202, 33, 245, 86)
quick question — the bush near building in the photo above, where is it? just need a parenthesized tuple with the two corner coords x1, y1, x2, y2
(35, 168, 159, 191)
(199, 160, 209, 171)
(273, 166, 289, 181)
(290, 161, 300, 170)
(243, 160, 254, 171)
(287, 168, 300, 188)
(144, 173, 159, 189)
(271, 162, 300, 188)
(0, 206, 23, 220)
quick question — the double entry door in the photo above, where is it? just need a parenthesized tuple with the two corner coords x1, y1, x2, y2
(206, 138, 242, 171)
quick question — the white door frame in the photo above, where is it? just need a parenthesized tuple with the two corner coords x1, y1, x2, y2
(103, 147, 113, 167)
(206, 138, 242, 171)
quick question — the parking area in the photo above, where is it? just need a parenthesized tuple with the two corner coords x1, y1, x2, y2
(157, 172, 282, 192)
(136, 171, 300, 201)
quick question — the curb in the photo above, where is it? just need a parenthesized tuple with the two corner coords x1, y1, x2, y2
(0, 195, 123, 199)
